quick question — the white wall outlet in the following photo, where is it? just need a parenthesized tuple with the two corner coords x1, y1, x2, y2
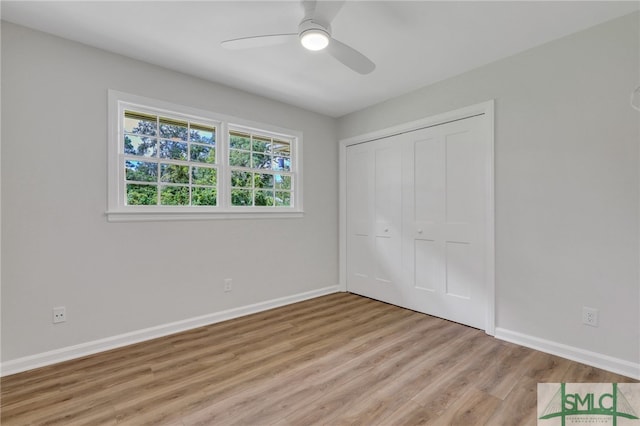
(224, 278, 232, 293)
(53, 306, 66, 324)
(582, 306, 599, 327)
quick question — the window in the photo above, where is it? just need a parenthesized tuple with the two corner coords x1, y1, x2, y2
(228, 130, 293, 207)
(123, 111, 218, 207)
(107, 91, 302, 221)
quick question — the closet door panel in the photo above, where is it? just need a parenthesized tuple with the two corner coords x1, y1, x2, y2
(414, 239, 439, 293)
(345, 146, 374, 295)
(405, 115, 488, 329)
(373, 145, 402, 289)
(346, 139, 402, 305)
(413, 135, 443, 224)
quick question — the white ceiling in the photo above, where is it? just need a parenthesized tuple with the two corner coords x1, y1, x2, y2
(2, 1, 638, 117)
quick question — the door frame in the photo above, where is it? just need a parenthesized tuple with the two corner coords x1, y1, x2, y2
(338, 100, 495, 335)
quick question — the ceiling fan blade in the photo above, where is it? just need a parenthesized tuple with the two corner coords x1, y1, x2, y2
(301, 0, 317, 20)
(326, 38, 375, 75)
(221, 34, 297, 50)
(312, 0, 345, 28)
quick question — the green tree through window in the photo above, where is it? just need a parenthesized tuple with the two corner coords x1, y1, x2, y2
(109, 91, 301, 219)
(228, 130, 293, 207)
(123, 110, 217, 206)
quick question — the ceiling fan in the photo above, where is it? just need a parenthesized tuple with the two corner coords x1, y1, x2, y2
(221, 0, 376, 75)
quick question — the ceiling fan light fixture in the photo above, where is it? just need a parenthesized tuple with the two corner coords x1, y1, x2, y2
(300, 28, 329, 51)
(222, 2, 375, 75)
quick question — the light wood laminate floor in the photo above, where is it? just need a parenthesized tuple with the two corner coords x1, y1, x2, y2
(1, 293, 636, 425)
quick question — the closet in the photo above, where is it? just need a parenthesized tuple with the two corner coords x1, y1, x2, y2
(343, 104, 493, 330)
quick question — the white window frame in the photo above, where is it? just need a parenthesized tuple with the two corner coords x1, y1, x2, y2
(107, 90, 303, 222)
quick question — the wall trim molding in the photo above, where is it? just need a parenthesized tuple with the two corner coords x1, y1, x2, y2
(495, 327, 640, 380)
(1, 286, 340, 377)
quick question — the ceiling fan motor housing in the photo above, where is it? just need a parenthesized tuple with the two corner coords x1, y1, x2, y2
(298, 19, 331, 50)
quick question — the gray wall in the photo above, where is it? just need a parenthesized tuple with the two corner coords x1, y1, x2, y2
(339, 13, 639, 365)
(1, 22, 338, 361)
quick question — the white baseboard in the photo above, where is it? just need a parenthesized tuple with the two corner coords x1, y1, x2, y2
(1, 286, 340, 377)
(495, 327, 640, 380)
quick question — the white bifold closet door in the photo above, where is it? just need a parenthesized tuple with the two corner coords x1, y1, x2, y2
(345, 114, 490, 329)
(346, 137, 404, 307)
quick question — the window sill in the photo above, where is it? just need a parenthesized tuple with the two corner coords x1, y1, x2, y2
(106, 209, 304, 222)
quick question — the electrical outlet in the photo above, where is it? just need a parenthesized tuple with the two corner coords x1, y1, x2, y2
(582, 307, 599, 327)
(224, 278, 232, 293)
(53, 306, 66, 324)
